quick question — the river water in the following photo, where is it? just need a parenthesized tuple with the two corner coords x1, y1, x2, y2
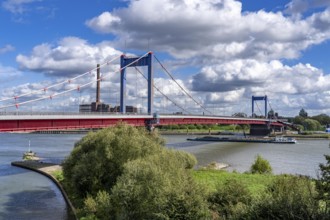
(0, 133, 329, 219)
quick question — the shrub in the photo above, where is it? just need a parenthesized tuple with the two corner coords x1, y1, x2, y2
(188, 124, 196, 129)
(250, 154, 272, 174)
(196, 124, 203, 130)
(110, 150, 210, 219)
(316, 154, 330, 216)
(247, 175, 319, 220)
(208, 179, 251, 219)
(178, 124, 187, 129)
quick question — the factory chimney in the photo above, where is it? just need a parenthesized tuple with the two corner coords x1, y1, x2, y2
(96, 64, 101, 104)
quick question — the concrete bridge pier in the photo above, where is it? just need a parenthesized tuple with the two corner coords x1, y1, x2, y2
(250, 124, 272, 136)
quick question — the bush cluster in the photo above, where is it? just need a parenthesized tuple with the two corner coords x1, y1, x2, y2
(62, 123, 209, 219)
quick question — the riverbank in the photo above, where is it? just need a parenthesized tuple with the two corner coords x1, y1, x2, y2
(11, 160, 77, 220)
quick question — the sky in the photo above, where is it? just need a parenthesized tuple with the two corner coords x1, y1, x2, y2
(1, 0, 330, 117)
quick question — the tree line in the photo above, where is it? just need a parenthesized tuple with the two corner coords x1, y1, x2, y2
(289, 108, 330, 131)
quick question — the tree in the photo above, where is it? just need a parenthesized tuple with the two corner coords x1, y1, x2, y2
(110, 150, 209, 219)
(304, 118, 322, 131)
(62, 123, 164, 202)
(299, 108, 308, 118)
(250, 154, 272, 174)
(63, 123, 210, 219)
(293, 116, 305, 125)
(312, 114, 330, 126)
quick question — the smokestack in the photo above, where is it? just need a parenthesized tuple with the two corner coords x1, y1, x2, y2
(96, 64, 100, 104)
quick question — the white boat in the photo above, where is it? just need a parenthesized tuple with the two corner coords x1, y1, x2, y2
(271, 136, 297, 144)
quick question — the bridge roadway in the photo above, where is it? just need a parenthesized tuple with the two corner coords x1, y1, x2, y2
(0, 112, 284, 132)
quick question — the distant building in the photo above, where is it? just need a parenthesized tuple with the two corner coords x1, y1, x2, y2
(79, 104, 92, 113)
(79, 102, 110, 113)
(110, 105, 138, 113)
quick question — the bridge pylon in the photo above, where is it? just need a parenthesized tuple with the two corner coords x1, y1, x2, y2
(120, 52, 153, 115)
(252, 95, 268, 118)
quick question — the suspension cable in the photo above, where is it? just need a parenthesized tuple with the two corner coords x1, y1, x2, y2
(134, 67, 191, 114)
(254, 101, 263, 117)
(0, 54, 122, 103)
(0, 52, 150, 109)
(153, 55, 212, 115)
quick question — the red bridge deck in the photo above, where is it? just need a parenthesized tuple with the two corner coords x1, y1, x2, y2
(0, 113, 284, 132)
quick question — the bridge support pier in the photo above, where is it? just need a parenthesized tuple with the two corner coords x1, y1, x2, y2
(250, 124, 272, 136)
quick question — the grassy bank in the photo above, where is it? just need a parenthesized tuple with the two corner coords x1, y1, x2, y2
(193, 169, 277, 197)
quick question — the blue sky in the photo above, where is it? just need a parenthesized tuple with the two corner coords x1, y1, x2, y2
(1, 0, 330, 117)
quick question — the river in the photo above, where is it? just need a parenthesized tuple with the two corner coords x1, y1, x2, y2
(0, 133, 329, 219)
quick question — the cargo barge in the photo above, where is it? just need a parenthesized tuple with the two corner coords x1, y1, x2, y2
(187, 136, 297, 144)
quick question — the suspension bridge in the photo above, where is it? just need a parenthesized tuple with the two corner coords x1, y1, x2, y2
(0, 51, 286, 134)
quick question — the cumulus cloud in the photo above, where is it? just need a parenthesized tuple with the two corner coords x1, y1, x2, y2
(186, 57, 330, 115)
(85, 0, 330, 62)
(192, 59, 330, 95)
(285, 0, 330, 15)
(2, 0, 42, 14)
(0, 44, 15, 54)
(16, 37, 122, 77)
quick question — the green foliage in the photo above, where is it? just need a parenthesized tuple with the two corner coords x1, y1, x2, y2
(250, 154, 272, 174)
(316, 154, 330, 216)
(208, 179, 251, 219)
(178, 124, 187, 129)
(312, 114, 330, 125)
(110, 150, 210, 219)
(304, 118, 322, 131)
(293, 115, 305, 125)
(170, 124, 180, 130)
(196, 124, 203, 130)
(247, 175, 320, 220)
(193, 170, 276, 198)
(83, 191, 112, 220)
(187, 124, 196, 129)
(63, 123, 210, 219)
(52, 170, 64, 182)
(62, 123, 164, 203)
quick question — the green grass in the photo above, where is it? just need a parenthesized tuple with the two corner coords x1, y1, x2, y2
(192, 169, 277, 197)
(52, 170, 64, 182)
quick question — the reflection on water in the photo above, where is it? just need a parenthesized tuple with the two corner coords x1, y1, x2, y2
(0, 133, 329, 219)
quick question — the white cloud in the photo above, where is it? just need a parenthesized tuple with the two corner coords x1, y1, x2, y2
(192, 59, 330, 95)
(16, 37, 122, 77)
(2, 0, 42, 14)
(85, 12, 121, 34)
(0, 44, 15, 54)
(285, 0, 330, 15)
(85, 0, 330, 62)
(0, 63, 22, 83)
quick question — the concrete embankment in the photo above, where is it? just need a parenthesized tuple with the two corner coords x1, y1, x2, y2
(11, 161, 77, 220)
